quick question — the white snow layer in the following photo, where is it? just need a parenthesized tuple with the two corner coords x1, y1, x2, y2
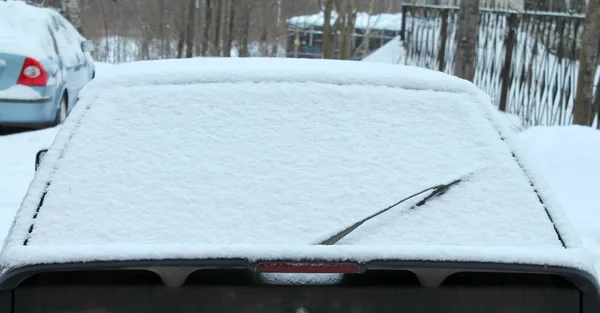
(287, 11, 403, 31)
(0, 2, 58, 61)
(0, 58, 591, 275)
(0, 64, 111, 244)
(516, 126, 600, 278)
(362, 36, 405, 64)
(0, 127, 60, 242)
(0, 85, 43, 101)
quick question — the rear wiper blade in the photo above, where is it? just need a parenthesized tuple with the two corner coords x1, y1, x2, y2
(316, 174, 472, 246)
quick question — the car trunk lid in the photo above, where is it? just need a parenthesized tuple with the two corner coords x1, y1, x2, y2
(0, 52, 25, 91)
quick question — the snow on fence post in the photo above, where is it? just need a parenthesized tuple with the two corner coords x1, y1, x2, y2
(499, 13, 518, 112)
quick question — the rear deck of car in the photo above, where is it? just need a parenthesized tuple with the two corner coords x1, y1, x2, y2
(0, 59, 597, 313)
(2, 58, 591, 261)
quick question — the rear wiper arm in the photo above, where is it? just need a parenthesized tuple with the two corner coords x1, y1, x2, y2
(316, 175, 471, 246)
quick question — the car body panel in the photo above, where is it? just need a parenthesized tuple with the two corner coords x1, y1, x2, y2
(0, 58, 597, 311)
(0, 53, 25, 90)
(0, 54, 61, 127)
(3, 57, 590, 261)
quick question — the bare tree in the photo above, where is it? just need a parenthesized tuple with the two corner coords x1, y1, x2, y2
(573, 0, 600, 125)
(97, 0, 110, 58)
(352, 0, 377, 59)
(454, 0, 480, 81)
(61, 0, 84, 34)
(176, 2, 187, 58)
(322, 0, 335, 59)
(185, 0, 197, 58)
(212, 0, 223, 55)
(202, 0, 213, 56)
(337, 0, 358, 60)
(223, 0, 237, 57)
(275, 0, 284, 55)
(158, 0, 166, 58)
(78, 0, 334, 62)
(238, 0, 256, 57)
(594, 75, 600, 128)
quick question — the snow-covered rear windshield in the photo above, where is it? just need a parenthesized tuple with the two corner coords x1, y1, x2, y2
(21, 81, 563, 250)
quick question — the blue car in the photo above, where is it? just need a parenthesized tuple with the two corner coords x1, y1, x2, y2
(0, 1, 95, 128)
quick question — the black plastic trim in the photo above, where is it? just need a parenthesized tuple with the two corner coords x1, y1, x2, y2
(499, 136, 567, 248)
(0, 258, 598, 313)
(0, 97, 52, 103)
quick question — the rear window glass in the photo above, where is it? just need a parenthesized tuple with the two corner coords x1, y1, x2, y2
(21, 82, 562, 252)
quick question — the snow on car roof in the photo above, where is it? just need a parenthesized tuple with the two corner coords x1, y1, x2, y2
(0, 1, 58, 60)
(1, 58, 593, 276)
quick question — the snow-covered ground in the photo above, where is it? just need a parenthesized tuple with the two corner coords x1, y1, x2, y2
(0, 127, 58, 240)
(0, 62, 116, 240)
(361, 36, 405, 64)
(516, 126, 600, 276)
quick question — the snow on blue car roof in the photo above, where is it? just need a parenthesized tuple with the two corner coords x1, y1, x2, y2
(1, 58, 594, 277)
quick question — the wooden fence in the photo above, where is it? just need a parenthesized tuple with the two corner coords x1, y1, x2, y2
(401, 4, 588, 127)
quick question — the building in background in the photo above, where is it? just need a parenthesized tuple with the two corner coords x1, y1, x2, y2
(286, 11, 403, 60)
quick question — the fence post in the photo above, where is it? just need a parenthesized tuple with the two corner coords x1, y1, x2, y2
(499, 13, 518, 112)
(438, 9, 449, 72)
(401, 5, 408, 41)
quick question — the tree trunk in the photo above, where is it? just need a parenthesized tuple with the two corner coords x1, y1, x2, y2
(159, 0, 165, 58)
(339, 0, 357, 60)
(354, 0, 376, 59)
(177, 29, 185, 58)
(322, 0, 335, 59)
(573, 0, 600, 125)
(61, 0, 84, 35)
(594, 74, 600, 128)
(261, 26, 269, 57)
(98, 0, 110, 60)
(220, 0, 230, 56)
(239, 6, 251, 57)
(275, 0, 283, 56)
(594, 77, 600, 129)
(454, 0, 480, 81)
(223, 0, 236, 57)
(213, 0, 223, 56)
(202, 0, 212, 56)
(185, 0, 196, 58)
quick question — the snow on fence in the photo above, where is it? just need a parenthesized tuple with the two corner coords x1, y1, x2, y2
(401, 4, 598, 127)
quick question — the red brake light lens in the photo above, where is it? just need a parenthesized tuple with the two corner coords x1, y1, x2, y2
(17, 58, 48, 86)
(256, 262, 360, 274)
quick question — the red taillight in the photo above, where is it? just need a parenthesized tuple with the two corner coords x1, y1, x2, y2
(17, 57, 48, 86)
(256, 262, 359, 274)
